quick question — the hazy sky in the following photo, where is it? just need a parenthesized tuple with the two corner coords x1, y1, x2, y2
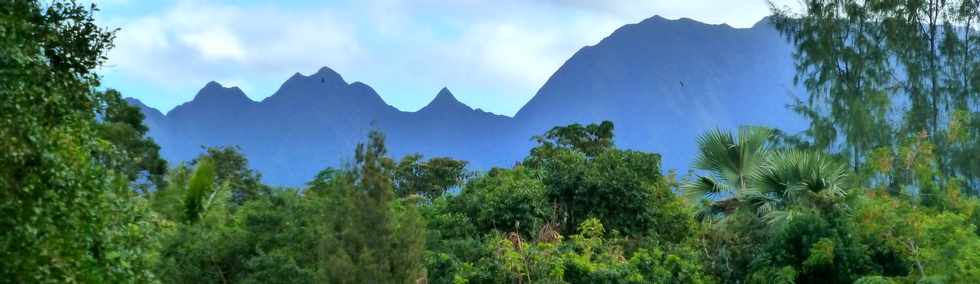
(94, 0, 791, 116)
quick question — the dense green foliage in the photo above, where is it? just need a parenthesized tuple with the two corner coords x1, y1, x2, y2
(0, 1, 162, 282)
(394, 154, 468, 199)
(125, 122, 980, 283)
(3, 0, 980, 283)
(191, 146, 270, 205)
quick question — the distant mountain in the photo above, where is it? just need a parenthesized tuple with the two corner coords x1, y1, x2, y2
(131, 16, 806, 186)
(513, 15, 806, 173)
(138, 67, 513, 185)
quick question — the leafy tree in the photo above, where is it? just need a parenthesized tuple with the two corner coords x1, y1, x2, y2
(157, 183, 240, 283)
(235, 190, 319, 284)
(394, 154, 468, 199)
(192, 146, 270, 205)
(746, 208, 873, 283)
(770, 0, 900, 179)
(485, 218, 712, 284)
(418, 196, 493, 284)
(545, 148, 687, 239)
(526, 120, 615, 167)
(453, 166, 550, 237)
(0, 1, 161, 282)
(771, 0, 980, 191)
(528, 122, 690, 239)
(96, 89, 168, 191)
(151, 164, 193, 221)
(853, 192, 980, 282)
(318, 131, 427, 283)
(157, 184, 318, 283)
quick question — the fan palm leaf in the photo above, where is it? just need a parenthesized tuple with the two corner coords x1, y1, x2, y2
(685, 128, 850, 226)
(684, 127, 774, 221)
(749, 150, 849, 228)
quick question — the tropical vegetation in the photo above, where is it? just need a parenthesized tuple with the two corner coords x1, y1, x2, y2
(2, 0, 980, 283)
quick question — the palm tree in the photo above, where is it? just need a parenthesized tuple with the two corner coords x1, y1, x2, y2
(744, 150, 849, 227)
(683, 127, 774, 221)
(684, 127, 851, 226)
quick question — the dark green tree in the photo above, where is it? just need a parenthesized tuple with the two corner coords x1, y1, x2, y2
(394, 154, 468, 199)
(319, 131, 427, 283)
(453, 166, 550, 237)
(527, 122, 690, 239)
(96, 89, 168, 191)
(192, 146, 269, 205)
(526, 120, 615, 167)
(0, 1, 161, 281)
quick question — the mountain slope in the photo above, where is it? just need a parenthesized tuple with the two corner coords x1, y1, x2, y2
(513, 16, 805, 172)
(132, 16, 805, 185)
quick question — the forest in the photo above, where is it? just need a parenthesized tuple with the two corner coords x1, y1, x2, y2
(2, 0, 980, 283)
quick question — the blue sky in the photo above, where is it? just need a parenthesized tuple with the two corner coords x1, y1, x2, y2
(93, 0, 785, 116)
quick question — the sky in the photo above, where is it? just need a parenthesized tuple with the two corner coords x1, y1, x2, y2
(93, 0, 790, 116)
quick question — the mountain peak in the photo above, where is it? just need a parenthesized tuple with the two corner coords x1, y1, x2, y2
(312, 66, 344, 81)
(165, 81, 255, 116)
(203, 80, 223, 89)
(193, 81, 251, 103)
(635, 15, 740, 30)
(419, 87, 470, 113)
(286, 66, 345, 84)
(276, 66, 348, 97)
(638, 15, 704, 26)
(123, 97, 148, 108)
(434, 87, 457, 101)
(184, 81, 253, 109)
(645, 15, 668, 22)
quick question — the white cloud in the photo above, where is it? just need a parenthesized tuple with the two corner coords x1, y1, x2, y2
(101, 0, 363, 105)
(178, 28, 247, 62)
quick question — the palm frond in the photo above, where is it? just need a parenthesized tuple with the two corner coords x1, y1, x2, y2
(682, 175, 736, 201)
(693, 127, 773, 191)
(694, 128, 738, 174)
(749, 150, 850, 215)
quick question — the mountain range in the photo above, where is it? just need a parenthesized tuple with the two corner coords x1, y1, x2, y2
(129, 15, 807, 186)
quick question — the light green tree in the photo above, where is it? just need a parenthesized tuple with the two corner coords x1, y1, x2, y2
(184, 157, 218, 223)
(771, 0, 980, 192)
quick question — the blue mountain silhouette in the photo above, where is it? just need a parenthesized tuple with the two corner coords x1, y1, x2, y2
(131, 16, 806, 185)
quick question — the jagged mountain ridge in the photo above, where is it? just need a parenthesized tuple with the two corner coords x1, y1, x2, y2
(134, 67, 512, 185)
(132, 15, 806, 186)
